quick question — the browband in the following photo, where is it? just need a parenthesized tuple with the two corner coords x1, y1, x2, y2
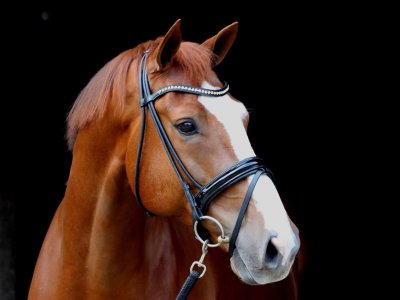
(141, 82, 229, 107)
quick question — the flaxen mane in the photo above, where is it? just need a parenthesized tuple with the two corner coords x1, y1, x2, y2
(66, 39, 214, 151)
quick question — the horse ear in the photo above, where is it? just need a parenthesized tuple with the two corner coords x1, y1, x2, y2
(202, 22, 239, 67)
(155, 19, 182, 69)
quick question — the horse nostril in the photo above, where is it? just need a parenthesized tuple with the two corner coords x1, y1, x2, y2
(264, 240, 279, 269)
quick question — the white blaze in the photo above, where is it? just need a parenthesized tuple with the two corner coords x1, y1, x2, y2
(198, 82, 297, 266)
(251, 176, 297, 265)
(198, 82, 254, 160)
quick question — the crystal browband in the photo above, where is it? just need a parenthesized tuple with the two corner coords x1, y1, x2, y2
(140, 82, 229, 107)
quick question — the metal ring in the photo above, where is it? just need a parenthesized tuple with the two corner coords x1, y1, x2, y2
(194, 215, 227, 248)
(190, 261, 207, 278)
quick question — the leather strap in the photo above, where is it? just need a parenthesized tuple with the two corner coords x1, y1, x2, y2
(141, 82, 229, 107)
(229, 170, 264, 255)
(175, 270, 200, 300)
(196, 157, 272, 213)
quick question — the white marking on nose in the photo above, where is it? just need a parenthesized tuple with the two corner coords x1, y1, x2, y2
(252, 175, 298, 265)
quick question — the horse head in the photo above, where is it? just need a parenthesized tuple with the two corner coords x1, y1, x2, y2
(119, 20, 300, 285)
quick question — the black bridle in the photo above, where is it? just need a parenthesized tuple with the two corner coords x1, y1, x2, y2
(134, 51, 273, 256)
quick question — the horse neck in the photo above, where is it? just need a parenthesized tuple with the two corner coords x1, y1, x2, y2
(60, 116, 206, 292)
(61, 118, 142, 264)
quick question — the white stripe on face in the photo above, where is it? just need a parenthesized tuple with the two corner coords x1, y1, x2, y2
(198, 82, 255, 160)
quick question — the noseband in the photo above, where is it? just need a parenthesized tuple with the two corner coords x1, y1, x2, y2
(134, 51, 273, 256)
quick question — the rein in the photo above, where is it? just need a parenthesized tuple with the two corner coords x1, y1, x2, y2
(134, 51, 273, 299)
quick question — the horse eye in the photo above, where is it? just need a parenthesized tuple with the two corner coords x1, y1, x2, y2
(175, 120, 198, 135)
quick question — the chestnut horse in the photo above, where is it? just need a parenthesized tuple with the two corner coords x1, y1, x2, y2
(29, 20, 302, 299)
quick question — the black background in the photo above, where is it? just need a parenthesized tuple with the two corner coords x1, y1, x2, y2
(1, 2, 385, 299)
